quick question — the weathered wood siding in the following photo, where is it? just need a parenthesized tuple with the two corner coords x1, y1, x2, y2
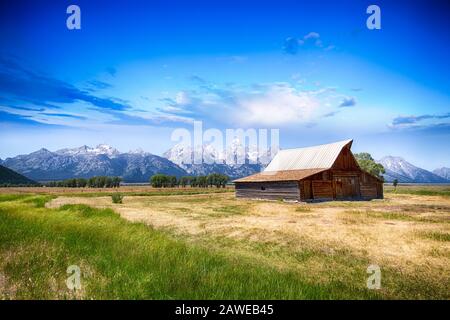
(359, 171, 383, 199)
(235, 181, 300, 201)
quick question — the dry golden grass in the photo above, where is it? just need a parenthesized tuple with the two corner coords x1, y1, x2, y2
(46, 190, 450, 298)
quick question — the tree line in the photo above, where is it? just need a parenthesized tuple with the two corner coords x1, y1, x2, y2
(150, 173, 229, 188)
(45, 176, 122, 188)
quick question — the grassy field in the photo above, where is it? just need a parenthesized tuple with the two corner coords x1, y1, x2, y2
(0, 185, 449, 299)
(384, 184, 450, 197)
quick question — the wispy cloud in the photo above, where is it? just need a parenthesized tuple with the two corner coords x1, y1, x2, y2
(0, 110, 61, 127)
(390, 112, 450, 130)
(7, 105, 45, 112)
(85, 80, 113, 91)
(323, 111, 340, 118)
(188, 75, 207, 84)
(283, 37, 300, 55)
(39, 112, 87, 120)
(0, 56, 130, 111)
(283, 31, 334, 54)
(106, 67, 117, 77)
(339, 96, 356, 108)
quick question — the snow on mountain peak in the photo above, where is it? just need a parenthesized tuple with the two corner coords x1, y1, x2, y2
(128, 148, 148, 155)
(378, 156, 449, 183)
(56, 144, 120, 157)
(164, 139, 274, 166)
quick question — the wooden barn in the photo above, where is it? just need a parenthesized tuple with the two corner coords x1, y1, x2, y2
(234, 139, 383, 202)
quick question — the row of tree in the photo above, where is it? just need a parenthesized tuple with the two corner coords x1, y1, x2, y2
(45, 176, 122, 188)
(150, 173, 229, 188)
(43, 173, 229, 188)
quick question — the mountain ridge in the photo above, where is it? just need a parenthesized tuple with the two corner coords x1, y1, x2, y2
(1, 144, 185, 183)
(433, 167, 450, 181)
(0, 164, 38, 186)
(377, 156, 449, 183)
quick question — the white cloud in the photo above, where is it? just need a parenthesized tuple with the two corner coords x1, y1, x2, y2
(235, 84, 320, 125)
(304, 32, 320, 40)
(160, 82, 349, 127)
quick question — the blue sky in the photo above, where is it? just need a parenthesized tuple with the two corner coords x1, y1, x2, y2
(0, 0, 449, 169)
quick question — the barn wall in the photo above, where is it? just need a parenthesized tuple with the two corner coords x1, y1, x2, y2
(359, 171, 383, 199)
(235, 181, 300, 201)
(311, 181, 333, 200)
(300, 169, 382, 201)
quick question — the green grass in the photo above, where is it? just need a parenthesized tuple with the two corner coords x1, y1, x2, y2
(421, 231, 450, 242)
(211, 205, 248, 217)
(295, 206, 311, 212)
(0, 194, 383, 300)
(111, 193, 123, 204)
(384, 185, 450, 197)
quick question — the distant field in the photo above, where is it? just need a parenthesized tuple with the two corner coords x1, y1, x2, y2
(0, 185, 449, 299)
(0, 186, 233, 197)
(384, 184, 450, 197)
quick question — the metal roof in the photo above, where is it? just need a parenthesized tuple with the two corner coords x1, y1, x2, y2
(264, 139, 353, 172)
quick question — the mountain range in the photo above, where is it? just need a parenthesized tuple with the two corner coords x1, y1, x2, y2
(162, 140, 272, 178)
(377, 156, 449, 183)
(0, 145, 185, 183)
(0, 144, 448, 183)
(0, 143, 267, 182)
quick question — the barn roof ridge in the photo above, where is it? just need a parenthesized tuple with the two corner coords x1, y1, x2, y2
(276, 139, 353, 153)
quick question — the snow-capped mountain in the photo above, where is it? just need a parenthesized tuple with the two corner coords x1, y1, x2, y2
(2, 145, 185, 182)
(433, 167, 450, 180)
(1, 142, 266, 182)
(56, 144, 120, 157)
(378, 156, 449, 183)
(163, 140, 275, 178)
(164, 140, 274, 166)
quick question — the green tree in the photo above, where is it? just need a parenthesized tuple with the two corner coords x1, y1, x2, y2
(198, 176, 208, 188)
(105, 176, 113, 188)
(150, 174, 166, 188)
(206, 173, 229, 188)
(354, 152, 385, 180)
(169, 176, 178, 188)
(393, 179, 398, 190)
(112, 176, 121, 188)
(179, 176, 189, 188)
(220, 174, 229, 188)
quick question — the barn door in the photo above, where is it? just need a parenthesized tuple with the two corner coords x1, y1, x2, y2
(342, 176, 359, 198)
(335, 176, 359, 199)
(303, 181, 312, 200)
